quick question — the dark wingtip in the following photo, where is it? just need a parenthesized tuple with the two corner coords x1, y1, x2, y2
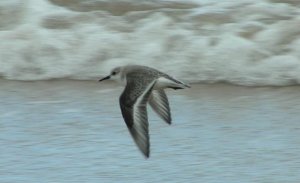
(143, 147, 150, 159)
(141, 150, 150, 159)
(164, 117, 172, 125)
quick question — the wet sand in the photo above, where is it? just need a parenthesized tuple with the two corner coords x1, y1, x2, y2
(1, 79, 300, 182)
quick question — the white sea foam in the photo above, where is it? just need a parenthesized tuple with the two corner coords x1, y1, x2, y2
(1, 0, 300, 86)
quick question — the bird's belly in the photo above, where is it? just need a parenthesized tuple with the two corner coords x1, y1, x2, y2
(154, 77, 179, 89)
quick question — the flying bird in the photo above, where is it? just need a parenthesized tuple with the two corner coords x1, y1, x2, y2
(99, 65, 190, 158)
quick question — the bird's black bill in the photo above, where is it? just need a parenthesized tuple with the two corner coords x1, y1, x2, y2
(99, 75, 110, 82)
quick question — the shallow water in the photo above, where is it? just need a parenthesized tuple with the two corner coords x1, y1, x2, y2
(1, 80, 300, 182)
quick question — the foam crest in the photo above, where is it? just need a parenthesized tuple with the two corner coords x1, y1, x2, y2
(1, 0, 300, 86)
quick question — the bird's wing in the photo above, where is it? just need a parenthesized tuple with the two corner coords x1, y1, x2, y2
(119, 78, 157, 158)
(149, 89, 171, 124)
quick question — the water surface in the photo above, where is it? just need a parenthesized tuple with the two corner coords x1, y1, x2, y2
(1, 80, 300, 182)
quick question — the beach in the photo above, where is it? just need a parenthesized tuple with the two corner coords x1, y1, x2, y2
(1, 0, 300, 182)
(1, 79, 300, 182)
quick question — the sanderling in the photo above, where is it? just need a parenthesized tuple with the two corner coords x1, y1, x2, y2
(99, 65, 190, 158)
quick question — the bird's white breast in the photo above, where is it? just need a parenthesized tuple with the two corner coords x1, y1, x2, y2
(154, 77, 177, 89)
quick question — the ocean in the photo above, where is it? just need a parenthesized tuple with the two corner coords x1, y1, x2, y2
(1, 0, 300, 182)
(1, 0, 300, 85)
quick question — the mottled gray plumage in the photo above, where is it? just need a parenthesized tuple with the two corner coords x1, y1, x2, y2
(99, 65, 190, 158)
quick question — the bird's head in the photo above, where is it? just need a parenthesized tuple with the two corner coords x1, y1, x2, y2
(99, 67, 122, 83)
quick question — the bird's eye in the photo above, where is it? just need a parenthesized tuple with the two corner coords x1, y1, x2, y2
(112, 71, 116, 75)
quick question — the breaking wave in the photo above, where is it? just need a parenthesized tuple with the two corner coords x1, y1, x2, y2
(1, 0, 300, 86)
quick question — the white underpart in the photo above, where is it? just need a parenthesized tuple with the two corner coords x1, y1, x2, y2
(154, 77, 182, 90)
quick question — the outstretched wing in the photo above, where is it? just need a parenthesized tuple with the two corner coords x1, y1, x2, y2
(149, 89, 171, 124)
(119, 78, 157, 158)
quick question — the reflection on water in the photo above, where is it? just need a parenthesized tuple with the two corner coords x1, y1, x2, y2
(1, 80, 300, 182)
